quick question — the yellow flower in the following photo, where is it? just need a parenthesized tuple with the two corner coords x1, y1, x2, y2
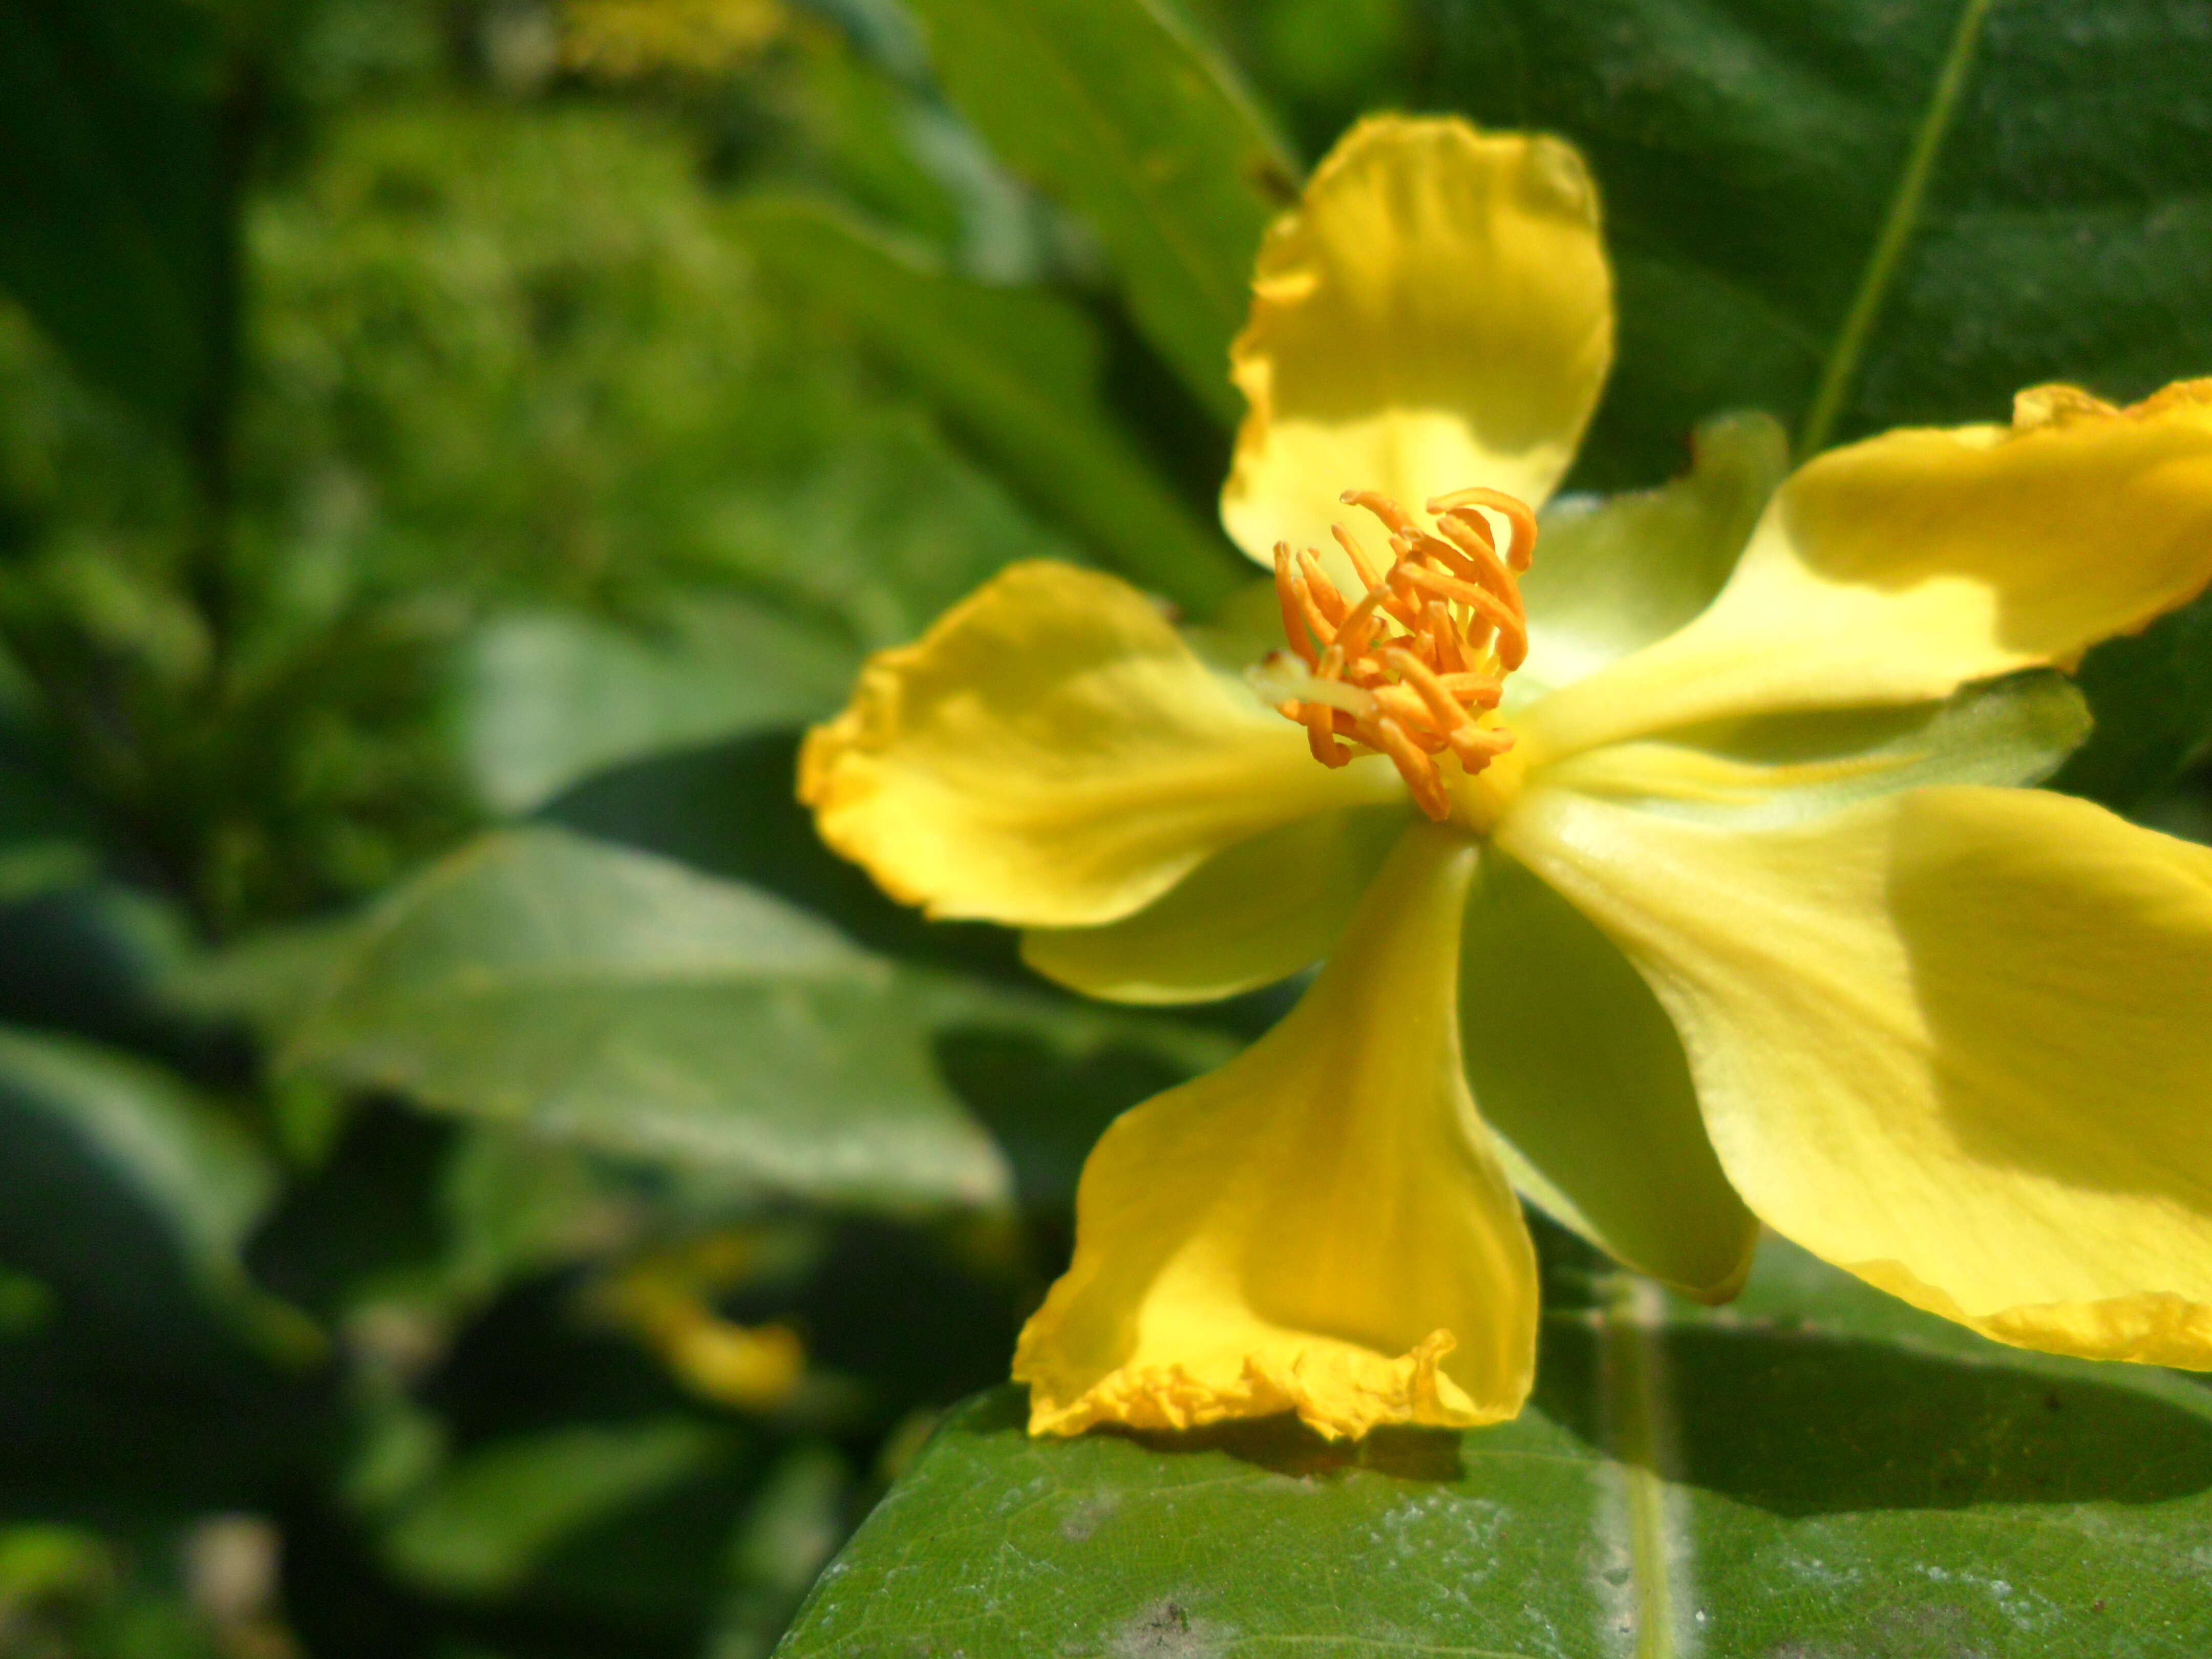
(800, 115, 2212, 1441)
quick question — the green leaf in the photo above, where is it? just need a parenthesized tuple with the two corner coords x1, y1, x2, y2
(0, 747, 95, 903)
(451, 413, 1065, 814)
(454, 599, 856, 817)
(778, 1231, 2212, 1655)
(381, 1419, 724, 1599)
(711, 1444, 855, 1659)
(0, 1025, 315, 1361)
(281, 826, 1016, 1211)
(904, 0, 1296, 426)
(2053, 589, 2212, 812)
(1427, 0, 2212, 486)
(730, 195, 1244, 611)
(0, 0, 236, 441)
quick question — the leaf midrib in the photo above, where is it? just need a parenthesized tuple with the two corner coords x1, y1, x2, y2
(1795, 0, 2001, 457)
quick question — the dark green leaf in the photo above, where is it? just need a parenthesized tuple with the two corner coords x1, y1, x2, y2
(1421, 0, 2212, 485)
(0, 1024, 315, 1362)
(2053, 589, 2212, 812)
(0, 0, 236, 441)
(0, 742, 95, 902)
(779, 1232, 2212, 1655)
(731, 195, 1244, 611)
(381, 1418, 725, 1598)
(905, 0, 1296, 426)
(711, 1443, 855, 1659)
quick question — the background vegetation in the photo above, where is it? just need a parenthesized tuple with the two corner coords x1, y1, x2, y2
(2, 1, 2208, 1654)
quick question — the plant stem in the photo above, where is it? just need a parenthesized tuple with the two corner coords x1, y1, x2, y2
(1795, 0, 1997, 460)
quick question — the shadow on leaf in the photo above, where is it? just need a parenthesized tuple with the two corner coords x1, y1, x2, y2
(1538, 1316, 2212, 1515)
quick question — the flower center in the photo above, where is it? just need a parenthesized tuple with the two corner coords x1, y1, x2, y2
(1254, 486, 1535, 824)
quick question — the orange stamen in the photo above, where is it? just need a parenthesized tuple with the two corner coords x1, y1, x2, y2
(1297, 550, 1350, 627)
(1272, 544, 1318, 667)
(1431, 517, 1525, 618)
(1331, 522, 1387, 594)
(1339, 489, 1418, 537)
(1371, 717, 1448, 818)
(1389, 563, 1527, 668)
(1428, 487, 1540, 570)
(1264, 485, 1537, 822)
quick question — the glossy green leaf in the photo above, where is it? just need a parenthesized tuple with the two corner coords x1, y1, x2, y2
(0, 0, 235, 441)
(1394, 0, 2212, 804)
(904, 0, 1296, 426)
(778, 1231, 2212, 1656)
(730, 195, 1243, 611)
(281, 826, 1016, 1211)
(1420, 0, 2212, 485)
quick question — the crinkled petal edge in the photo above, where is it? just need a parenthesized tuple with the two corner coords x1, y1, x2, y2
(1020, 1329, 1505, 1442)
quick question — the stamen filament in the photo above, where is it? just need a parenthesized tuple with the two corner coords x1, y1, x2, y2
(1332, 522, 1387, 593)
(1272, 544, 1320, 667)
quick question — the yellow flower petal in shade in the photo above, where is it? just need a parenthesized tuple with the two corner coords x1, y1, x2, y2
(1021, 804, 1407, 1005)
(799, 561, 1403, 928)
(1014, 823, 1538, 1438)
(1519, 380, 2212, 761)
(1502, 783, 2212, 1368)
(1219, 116, 1613, 579)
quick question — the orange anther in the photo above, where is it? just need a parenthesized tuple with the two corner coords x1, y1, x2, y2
(1304, 700, 1350, 765)
(1423, 602, 1461, 674)
(1429, 487, 1539, 570)
(1341, 490, 1418, 537)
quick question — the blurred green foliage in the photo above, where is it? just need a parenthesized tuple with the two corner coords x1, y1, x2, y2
(1, 0, 2208, 1655)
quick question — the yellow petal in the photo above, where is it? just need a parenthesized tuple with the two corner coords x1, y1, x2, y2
(800, 561, 1401, 927)
(1020, 804, 1408, 1005)
(1220, 115, 1613, 577)
(1015, 823, 1538, 1438)
(1503, 783, 2212, 1368)
(1521, 380, 2212, 760)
